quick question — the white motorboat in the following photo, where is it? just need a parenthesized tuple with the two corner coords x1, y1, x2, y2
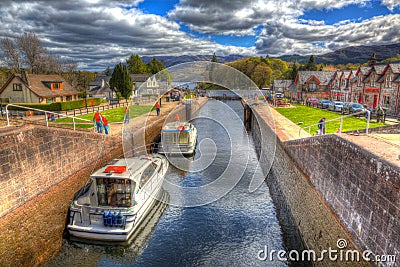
(158, 121, 197, 156)
(67, 154, 169, 242)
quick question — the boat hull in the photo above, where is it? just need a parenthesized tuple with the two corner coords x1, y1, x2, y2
(67, 156, 168, 242)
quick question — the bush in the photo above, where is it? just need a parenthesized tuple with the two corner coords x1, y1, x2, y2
(8, 98, 103, 111)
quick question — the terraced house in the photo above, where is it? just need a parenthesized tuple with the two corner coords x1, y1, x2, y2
(294, 61, 400, 115)
(0, 71, 80, 103)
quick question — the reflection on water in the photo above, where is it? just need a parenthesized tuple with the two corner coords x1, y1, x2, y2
(46, 100, 287, 267)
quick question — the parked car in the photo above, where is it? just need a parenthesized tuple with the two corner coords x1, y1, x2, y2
(342, 102, 366, 114)
(306, 98, 319, 107)
(328, 101, 344, 112)
(317, 99, 331, 109)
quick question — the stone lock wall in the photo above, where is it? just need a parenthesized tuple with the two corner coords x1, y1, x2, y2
(0, 125, 123, 267)
(284, 135, 400, 261)
(251, 107, 370, 266)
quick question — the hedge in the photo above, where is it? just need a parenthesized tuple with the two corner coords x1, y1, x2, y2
(7, 98, 103, 111)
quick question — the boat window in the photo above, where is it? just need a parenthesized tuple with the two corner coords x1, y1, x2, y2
(140, 164, 156, 188)
(96, 178, 133, 207)
(178, 132, 189, 144)
(163, 132, 177, 144)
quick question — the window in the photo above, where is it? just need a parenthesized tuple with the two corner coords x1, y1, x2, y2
(51, 82, 62, 90)
(66, 96, 71, 101)
(389, 75, 392, 87)
(385, 75, 389, 87)
(383, 95, 390, 108)
(96, 178, 133, 207)
(178, 132, 189, 144)
(13, 83, 22, 91)
(309, 83, 316, 92)
(140, 165, 156, 188)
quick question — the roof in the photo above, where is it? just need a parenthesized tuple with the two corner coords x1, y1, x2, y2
(0, 73, 79, 97)
(130, 74, 152, 82)
(89, 75, 111, 86)
(273, 80, 293, 88)
(358, 66, 371, 75)
(371, 64, 386, 75)
(162, 121, 195, 133)
(296, 71, 335, 85)
(394, 74, 400, 82)
(388, 63, 400, 74)
(88, 83, 113, 94)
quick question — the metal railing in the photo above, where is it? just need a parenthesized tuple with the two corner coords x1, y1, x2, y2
(5, 104, 93, 131)
(298, 109, 371, 138)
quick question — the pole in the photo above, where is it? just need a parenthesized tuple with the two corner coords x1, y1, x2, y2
(366, 110, 370, 135)
(6, 106, 10, 126)
(73, 117, 76, 131)
(339, 117, 343, 134)
(45, 112, 49, 127)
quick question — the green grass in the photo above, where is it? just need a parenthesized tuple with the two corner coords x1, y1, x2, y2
(275, 104, 386, 135)
(55, 105, 153, 129)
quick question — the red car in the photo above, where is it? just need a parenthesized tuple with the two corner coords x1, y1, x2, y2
(306, 98, 319, 107)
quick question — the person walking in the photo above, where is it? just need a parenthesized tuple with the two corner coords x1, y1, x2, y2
(376, 105, 385, 123)
(102, 115, 110, 135)
(155, 101, 161, 116)
(318, 117, 326, 135)
(93, 110, 103, 133)
(124, 106, 129, 124)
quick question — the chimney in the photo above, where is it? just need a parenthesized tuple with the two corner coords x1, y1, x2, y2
(101, 78, 105, 88)
(21, 70, 30, 86)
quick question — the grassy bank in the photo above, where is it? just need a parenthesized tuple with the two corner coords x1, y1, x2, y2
(276, 105, 386, 134)
(55, 105, 153, 128)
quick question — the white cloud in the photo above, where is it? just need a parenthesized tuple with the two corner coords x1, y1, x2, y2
(381, 0, 400, 11)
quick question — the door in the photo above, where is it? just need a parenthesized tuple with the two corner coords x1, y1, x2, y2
(373, 95, 378, 109)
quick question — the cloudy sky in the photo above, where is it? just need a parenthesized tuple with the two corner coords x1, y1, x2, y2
(0, 0, 399, 71)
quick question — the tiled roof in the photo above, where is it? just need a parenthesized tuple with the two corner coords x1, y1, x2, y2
(90, 75, 111, 86)
(388, 63, 400, 74)
(273, 80, 293, 88)
(13, 73, 79, 98)
(358, 66, 371, 75)
(372, 64, 386, 75)
(394, 74, 400, 82)
(88, 83, 112, 94)
(130, 74, 152, 82)
(297, 71, 335, 85)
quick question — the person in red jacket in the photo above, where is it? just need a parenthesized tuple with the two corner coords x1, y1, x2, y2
(155, 101, 161, 116)
(102, 115, 110, 135)
(93, 110, 102, 133)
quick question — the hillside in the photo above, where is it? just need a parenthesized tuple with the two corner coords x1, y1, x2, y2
(141, 43, 400, 67)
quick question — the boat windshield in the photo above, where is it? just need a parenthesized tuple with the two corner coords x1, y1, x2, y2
(96, 178, 134, 207)
(163, 132, 189, 144)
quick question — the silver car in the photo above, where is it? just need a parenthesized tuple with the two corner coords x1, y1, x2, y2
(328, 101, 344, 112)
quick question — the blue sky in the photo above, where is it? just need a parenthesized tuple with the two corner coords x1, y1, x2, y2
(0, 0, 400, 70)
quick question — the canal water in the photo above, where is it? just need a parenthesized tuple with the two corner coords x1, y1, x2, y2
(46, 100, 287, 267)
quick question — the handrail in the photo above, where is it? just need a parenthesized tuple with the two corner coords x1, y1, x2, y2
(5, 103, 92, 131)
(298, 109, 371, 138)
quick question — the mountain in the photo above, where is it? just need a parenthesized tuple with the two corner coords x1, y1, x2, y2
(141, 54, 246, 67)
(279, 43, 400, 65)
(137, 43, 400, 69)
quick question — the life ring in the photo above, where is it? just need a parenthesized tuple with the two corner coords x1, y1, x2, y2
(177, 125, 186, 132)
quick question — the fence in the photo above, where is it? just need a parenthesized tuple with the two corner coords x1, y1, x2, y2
(298, 109, 371, 138)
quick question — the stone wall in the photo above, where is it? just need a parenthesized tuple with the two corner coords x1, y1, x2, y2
(284, 135, 400, 261)
(251, 106, 370, 266)
(0, 125, 122, 266)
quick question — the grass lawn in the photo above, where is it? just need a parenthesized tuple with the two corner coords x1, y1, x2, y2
(55, 105, 153, 129)
(275, 104, 386, 135)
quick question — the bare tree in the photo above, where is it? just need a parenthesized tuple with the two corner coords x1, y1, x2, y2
(17, 32, 45, 74)
(0, 37, 22, 72)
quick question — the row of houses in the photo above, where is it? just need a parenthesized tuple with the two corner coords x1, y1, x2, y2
(273, 60, 400, 115)
(0, 71, 160, 104)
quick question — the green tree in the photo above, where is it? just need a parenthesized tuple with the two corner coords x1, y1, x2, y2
(110, 63, 133, 101)
(147, 57, 166, 74)
(306, 55, 318, 71)
(126, 54, 149, 74)
(251, 63, 272, 88)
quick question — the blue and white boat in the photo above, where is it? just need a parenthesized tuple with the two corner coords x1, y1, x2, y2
(158, 121, 197, 156)
(67, 155, 168, 242)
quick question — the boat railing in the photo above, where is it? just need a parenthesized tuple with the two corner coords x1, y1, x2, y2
(5, 103, 93, 131)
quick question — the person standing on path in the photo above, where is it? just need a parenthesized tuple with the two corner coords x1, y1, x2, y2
(124, 106, 129, 124)
(318, 117, 326, 135)
(93, 110, 103, 133)
(155, 102, 161, 116)
(102, 115, 110, 135)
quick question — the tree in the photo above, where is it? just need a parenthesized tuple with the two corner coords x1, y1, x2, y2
(110, 63, 133, 101)
(17, 33, 46, 74)
(0, 37, 21, 72)
(126, 54, 149, 74)
(251, 63, 272, 88)
(147, 57, 165, 74)
(306, 55, 318, 71)
(105, 66, 112, 76)
(211, 52, 218, 63)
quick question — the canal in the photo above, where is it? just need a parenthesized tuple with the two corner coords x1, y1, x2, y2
(45, 100, 288, 267)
